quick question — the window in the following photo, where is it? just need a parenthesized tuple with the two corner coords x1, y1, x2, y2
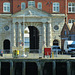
(68, 3, 75, 13)
(53, 40, 59, 45)
(53, 3, 59, 12)
(25, 37, 30, 48)
(28, 1, 35, 7)
(3, 2, 10, 12)
(68, 19, 75, 24)
(4, 26, 9, 31)
(38, 2, 42, 9)
(21, 2, 26, 10)
(54, 25, 59, 30)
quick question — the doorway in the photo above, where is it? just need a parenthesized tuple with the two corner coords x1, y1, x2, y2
(28, 26, 39, 53)
(3, 39, 10, 53)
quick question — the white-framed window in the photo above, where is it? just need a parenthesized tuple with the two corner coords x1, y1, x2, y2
(68, 19, 75, 24)
(28, 1, 35, 7)
(38, 2, 42, 9)
(3, 2, 10, 12)
(21, 2, 26, 10)
(53, 3, 59, 12)
(68, 3, 75, 13)
(25, 37, 30, 48)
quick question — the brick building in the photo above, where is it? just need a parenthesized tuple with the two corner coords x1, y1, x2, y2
(0, 0, 74, 53)
(61, 23, 70, 51)
(69, 22, 75, 41)
(61, 22, 75, 51)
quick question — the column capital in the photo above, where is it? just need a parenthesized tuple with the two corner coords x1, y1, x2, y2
(48, 21, 51, 23)
(12, 22, 15, 24)
(18, 22, 21, 24)
(42, 22, 46, 27)
(42, 21, 46, 24)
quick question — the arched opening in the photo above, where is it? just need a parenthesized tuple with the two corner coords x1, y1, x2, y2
(56, 62, 67, 75)
(1, 62, 10, 75)
(3, 39, 10, 53)
(28, 26, 39, 53)
(43, 62, 53, 75)
(53, 40, 59, 45)
(14, 62, 22, 75)
(26, 62, 38, 75)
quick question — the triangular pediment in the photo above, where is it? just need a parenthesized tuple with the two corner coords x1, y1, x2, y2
(12, 6, 51, 17)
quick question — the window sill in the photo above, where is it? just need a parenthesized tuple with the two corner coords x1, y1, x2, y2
(3, 12, 11, 14)
(52, 12, 60, 13)
(68, 12, 75, 14)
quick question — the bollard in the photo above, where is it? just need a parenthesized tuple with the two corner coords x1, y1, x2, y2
(52, 52, 54, 59)
(56, 50, 58, 57)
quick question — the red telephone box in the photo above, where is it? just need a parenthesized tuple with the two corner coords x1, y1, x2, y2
(44, 48, 51, 56)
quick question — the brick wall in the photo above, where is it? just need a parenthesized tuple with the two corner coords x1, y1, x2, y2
(0, 0, 65, 14)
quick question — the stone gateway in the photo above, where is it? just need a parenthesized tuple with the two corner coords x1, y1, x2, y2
(0, 6, 65, 53)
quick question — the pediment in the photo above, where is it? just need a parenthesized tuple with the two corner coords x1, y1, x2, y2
(12, 6, 51, 17)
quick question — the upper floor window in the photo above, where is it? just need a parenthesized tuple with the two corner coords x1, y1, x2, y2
(68, 3, 75, 13)
(53, 3, 59, 12)
(3, 2, 10, 12)
(38, 2, 42, 9)
(21, 2, 26, 10)
(28, 1, 35, 7)
(68, 19, 75, 24)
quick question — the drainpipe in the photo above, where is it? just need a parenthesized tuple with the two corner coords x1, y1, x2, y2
(65, 0, 68, 23)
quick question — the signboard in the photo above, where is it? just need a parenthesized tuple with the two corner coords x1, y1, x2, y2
(44, 48, 51, 55)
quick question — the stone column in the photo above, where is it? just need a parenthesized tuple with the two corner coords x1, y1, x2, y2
(0, 62, 1, 75)
(18, 22, 22, 41)
(22, 61, 26, 75)
(53, 61, 56, 75)
(67, 61, 71, 75)
(42, 22, 46, 48)
(37, 62, 43, 75)
(22, 23, 25, 44)
(10, 61, 14, 75)
(48, 21, 51, 47)
(13, 22, 16, 46)
(38, 26, 42, 57)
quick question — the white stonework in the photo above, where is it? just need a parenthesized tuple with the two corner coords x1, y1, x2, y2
(0, 6, 65, 53)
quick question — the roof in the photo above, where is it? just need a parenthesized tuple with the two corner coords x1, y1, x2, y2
(61, 23, 70, 33)
(70, 22, 75, 34)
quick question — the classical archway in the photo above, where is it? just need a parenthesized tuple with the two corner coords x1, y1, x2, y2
(53, 40, 59, 45)
(3, 39, 10, 53)
(28, 26, 39, 53)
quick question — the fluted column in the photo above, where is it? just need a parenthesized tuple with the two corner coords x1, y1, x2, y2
(48, 21, 51, 47)
(18, 22, 22, 41)
(42, 22, 46, 48)
(22, 22, 25, 46)
(13, 22, 16, 46)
